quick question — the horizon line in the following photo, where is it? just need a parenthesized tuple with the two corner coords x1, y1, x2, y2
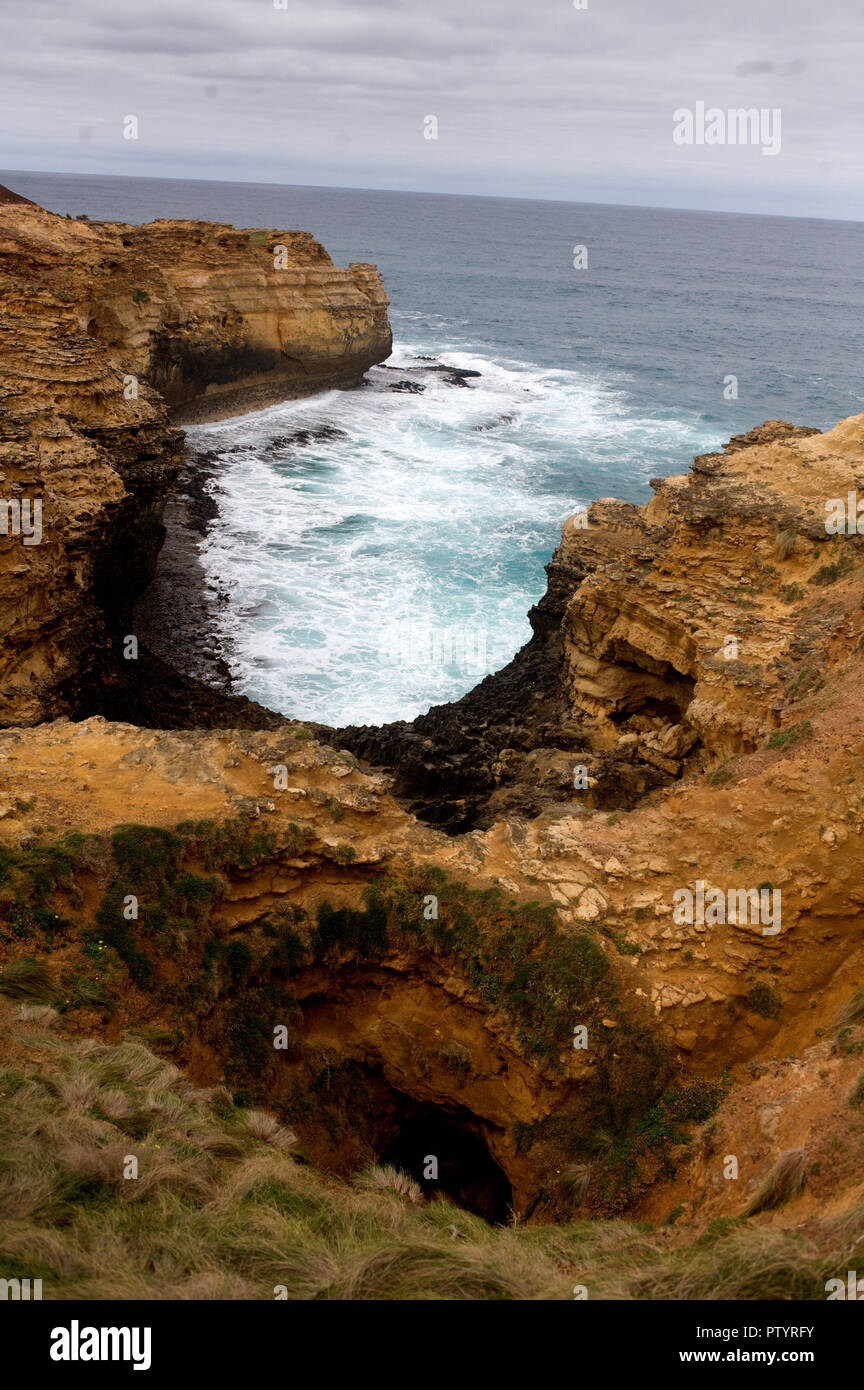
(2, 164, 862, 229)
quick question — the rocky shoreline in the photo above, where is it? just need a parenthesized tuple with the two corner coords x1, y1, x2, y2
(133, 441, 234, 695)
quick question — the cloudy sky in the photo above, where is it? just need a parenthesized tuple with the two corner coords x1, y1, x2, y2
(2, 0, 862, 218)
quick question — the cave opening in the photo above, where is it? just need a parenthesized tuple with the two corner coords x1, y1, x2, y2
(380, 1103, 513, 1225)
(613, 694, 690, 725)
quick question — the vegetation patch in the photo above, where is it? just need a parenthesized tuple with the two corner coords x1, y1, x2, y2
(583, 1074, 730, 1218)
(766, 720, 813, 750)
(745, 983, 782, 1019)
(808, 555, 855, 586)
(306, 866, 624, 1068)
(0, 832, 97, 946)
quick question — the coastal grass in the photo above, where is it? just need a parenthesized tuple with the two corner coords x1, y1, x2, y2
(0, 1021, 858, 1301)
(0, 957, 59, 1004)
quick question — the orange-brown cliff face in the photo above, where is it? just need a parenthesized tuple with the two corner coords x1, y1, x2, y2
(79, 218, 391, 423)
(557, 417, 862, 763)
(0, 198, 391, 726)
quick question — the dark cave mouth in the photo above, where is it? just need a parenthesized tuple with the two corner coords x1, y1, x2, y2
(291, 1008, 518, 1224)
(378, 1103, 514, 1225)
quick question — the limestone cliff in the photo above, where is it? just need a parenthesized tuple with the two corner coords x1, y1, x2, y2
(0, 197, 391, 727)
(557, 417, 860, 761)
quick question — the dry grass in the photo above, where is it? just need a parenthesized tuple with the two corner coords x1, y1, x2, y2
(744, 1149, 807, 1216)
(558, 1162, 595, 1200)
(838, 986, 864, 1028)
(353, 1164, 423, 1204)
(0, 958, 58, 1003)
(0, 1023, 861, 1300)
(775, 529, 798, 560)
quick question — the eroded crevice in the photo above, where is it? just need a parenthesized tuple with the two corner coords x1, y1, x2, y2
(252, 957, 567, 1214)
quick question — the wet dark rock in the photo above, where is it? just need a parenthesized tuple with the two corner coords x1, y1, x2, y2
(261, 426, 348, 452)
(429, 366, 481, 388)
(378, 361, 481, 389)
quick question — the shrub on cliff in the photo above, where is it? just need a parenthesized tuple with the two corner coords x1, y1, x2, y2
(765, 719, 812, 750)
(72, 816, 285, 1002)
(309, 866, 618, 1068)
(0, 832, 98, 946)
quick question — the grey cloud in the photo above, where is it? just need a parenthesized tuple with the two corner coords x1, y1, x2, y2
(735, 59, 807, 76)
(0, 0, 860, 218)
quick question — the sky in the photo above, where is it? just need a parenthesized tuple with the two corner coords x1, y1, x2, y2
(1, 0, 862, 219)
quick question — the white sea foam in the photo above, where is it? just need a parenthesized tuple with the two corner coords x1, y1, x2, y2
(190, 342, 719, 725)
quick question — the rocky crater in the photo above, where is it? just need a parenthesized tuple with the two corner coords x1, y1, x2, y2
(3, 188, 864, 1258)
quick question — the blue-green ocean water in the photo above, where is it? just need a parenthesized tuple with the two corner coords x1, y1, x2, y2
(6, 170, 864, 723)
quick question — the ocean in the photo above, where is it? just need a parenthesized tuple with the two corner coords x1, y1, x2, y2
(6, 169, 864, 724)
